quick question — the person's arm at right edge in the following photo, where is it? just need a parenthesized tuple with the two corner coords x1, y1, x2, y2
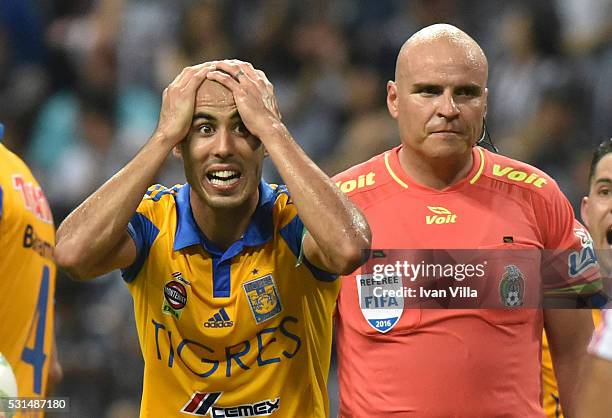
(577, 354, 612, 418)
(54, 63, 214, 279)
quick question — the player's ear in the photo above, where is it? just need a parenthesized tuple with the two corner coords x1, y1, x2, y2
(483, 88, 488, 118)
(581, 196, 591, 229)
(173, 144, 183, 159)
(387, 80, 399, 119)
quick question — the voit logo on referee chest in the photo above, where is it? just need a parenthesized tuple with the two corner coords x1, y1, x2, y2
(426, 206, 457, 225)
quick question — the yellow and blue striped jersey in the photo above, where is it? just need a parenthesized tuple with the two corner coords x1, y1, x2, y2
(123, 180, 340, 417)
(0, 142, 56, 407)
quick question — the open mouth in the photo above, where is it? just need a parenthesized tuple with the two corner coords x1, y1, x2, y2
(206, 169, 242, 187)
(607, 228, 612, 246)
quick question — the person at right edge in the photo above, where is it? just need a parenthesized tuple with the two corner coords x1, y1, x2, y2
(576, 138, 612, 418)
(333, 24, 598, 417)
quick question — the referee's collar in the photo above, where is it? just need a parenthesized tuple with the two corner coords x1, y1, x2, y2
(173, 179, 276, 253)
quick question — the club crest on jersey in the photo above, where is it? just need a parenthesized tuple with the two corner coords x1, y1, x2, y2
(243, 275, 282, 325)
(499, 265, 525, 307)
(162, 279, 188, 319)
(181, 391, 280, 417)
(357, 273, 403, 333)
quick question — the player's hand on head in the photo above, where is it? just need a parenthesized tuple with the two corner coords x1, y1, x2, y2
(156, 61, 217, 146)
(206, 60, 282, 139)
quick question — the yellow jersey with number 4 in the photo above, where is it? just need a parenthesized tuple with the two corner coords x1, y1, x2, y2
(0, 142, 56, 404)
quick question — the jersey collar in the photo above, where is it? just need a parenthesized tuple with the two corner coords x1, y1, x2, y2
(385, 145, 486, 192)
(173, 179, 276, 253)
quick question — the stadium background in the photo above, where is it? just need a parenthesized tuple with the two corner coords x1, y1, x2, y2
(1, 0, 611, 416)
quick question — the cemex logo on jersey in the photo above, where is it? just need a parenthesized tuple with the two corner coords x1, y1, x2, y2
(204, 308, 234, 328)
(426, 206, 457, 225)
(181, 392, 280, 417)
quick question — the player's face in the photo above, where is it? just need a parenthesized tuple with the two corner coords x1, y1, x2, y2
(582, 153, 612, 274)
(387, 41, 488, 160)
(179, 80, 264, 210)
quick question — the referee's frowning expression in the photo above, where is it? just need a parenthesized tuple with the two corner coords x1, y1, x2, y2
(177, 79, 264, 210)
(387, 33, 488, 163)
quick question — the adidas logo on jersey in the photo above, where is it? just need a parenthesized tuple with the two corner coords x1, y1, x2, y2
(425, 206, 457, 225)
(204, 308, 234, 328)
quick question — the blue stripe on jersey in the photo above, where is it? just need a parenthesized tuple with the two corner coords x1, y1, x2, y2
(279, 215, 303, 258)
(280, 216, 338, 282)
(301, 256, 338, 282)
(122, 212, 160, 282)
(212, 257, 231, 298)
(219, 307, 230, 321)
(173, 182, 277, 297)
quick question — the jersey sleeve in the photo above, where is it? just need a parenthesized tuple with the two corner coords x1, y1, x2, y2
(540, 185, 600, 293)
(0, 184, 3, 221)
(121, 185, 163, 282)
(275, 185, 338, 282)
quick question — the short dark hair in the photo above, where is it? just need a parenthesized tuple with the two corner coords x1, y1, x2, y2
(589, 138, 612, 186)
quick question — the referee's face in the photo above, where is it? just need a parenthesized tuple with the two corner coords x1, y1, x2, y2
(387, 38, 488, 163)
(179, 80, 265, 210)
(582, 153, 612, 275)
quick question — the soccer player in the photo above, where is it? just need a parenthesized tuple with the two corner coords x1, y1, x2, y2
(0, 123, 61, 416)
(333, 24, 596, 417)
(577, 138, 612, 417)
(541, 311, 602, 417)
(54, 60, 370, 417)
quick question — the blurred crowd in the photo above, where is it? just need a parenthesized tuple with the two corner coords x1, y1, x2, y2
(1, 0, 610, 416)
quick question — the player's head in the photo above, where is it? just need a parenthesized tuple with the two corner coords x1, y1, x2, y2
(386, 24, 488, 161)
(581, 138, 612, 275)
(175, 78, 264, 210)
